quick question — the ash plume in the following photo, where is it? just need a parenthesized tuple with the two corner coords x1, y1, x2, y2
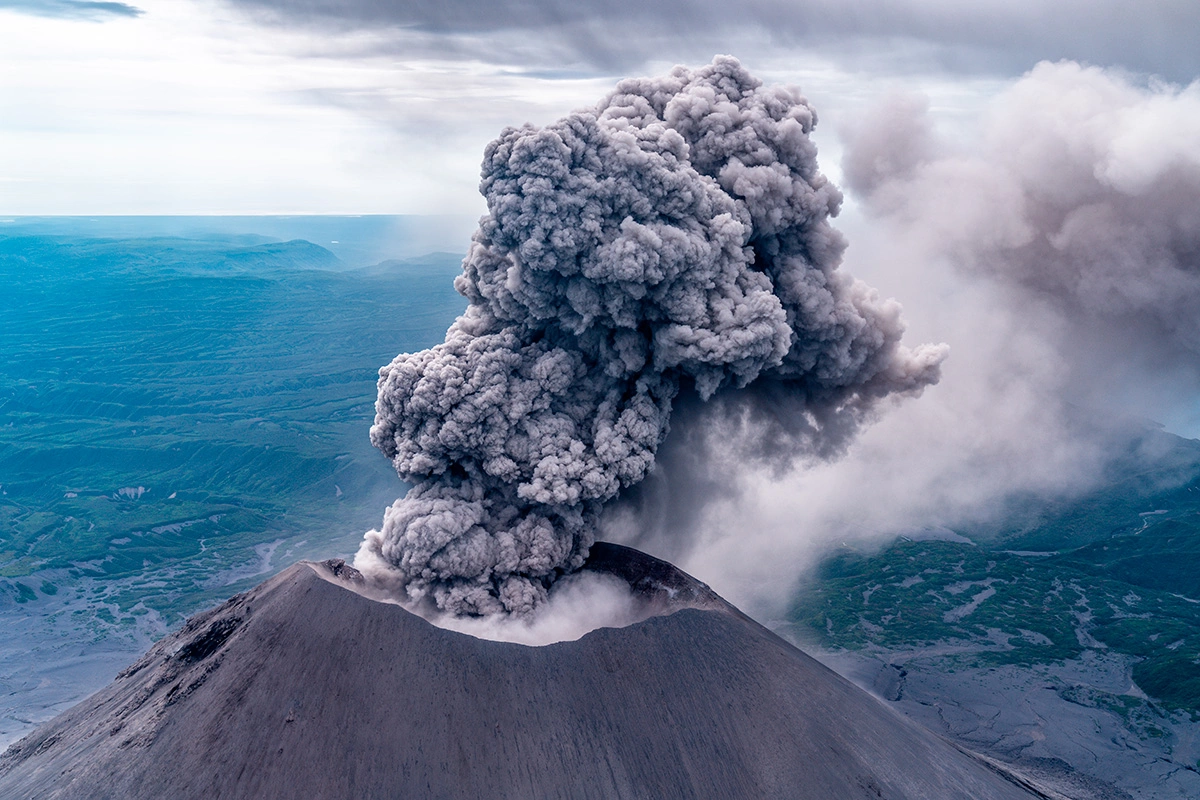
(660, 60, 1200, 620)
(845, 62, 1200, 375)
(358, 56, 947, 616)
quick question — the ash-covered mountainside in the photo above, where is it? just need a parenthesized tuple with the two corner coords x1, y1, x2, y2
(0, 545, 1045, 800)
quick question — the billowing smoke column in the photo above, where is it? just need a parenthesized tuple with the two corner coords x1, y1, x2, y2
(359, 56, 946, 615)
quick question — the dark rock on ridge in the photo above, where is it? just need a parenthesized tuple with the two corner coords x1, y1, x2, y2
(582, 542, 729, 612)
(0, 544, 1049, 799)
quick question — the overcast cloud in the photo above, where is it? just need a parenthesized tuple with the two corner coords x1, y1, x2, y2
(227, 0, 1200, 82)
(4, 1, 1195, 214)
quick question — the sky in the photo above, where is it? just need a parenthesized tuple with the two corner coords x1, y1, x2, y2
(4, 0, 1200, 611)
(1, 0, 1194, 216)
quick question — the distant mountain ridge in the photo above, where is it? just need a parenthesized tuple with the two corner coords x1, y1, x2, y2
(0, 234, 344, 276)
(0, 215, 477, 267)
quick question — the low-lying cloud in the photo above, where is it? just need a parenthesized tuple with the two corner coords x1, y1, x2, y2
(0, 0, 142, 20)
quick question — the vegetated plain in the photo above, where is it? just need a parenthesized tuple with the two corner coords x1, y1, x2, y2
(0, 228, 466, 742)
(790, 430, 1200, 797)
(791, 432, 1200, 710)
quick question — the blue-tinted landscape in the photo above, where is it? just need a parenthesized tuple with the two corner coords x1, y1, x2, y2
(3, 216, 1199, 797)
(0, 217, 468, 744)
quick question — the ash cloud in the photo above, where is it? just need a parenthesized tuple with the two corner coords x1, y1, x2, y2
(357, 57, 946, 616)
(603, 60, 1200, 620)
(845, 62, 1200, 414)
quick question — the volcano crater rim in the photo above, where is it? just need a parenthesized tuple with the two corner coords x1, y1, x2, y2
(305, 542, 733, 646)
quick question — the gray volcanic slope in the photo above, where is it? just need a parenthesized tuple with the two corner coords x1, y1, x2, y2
(0, 545, 1045, 799)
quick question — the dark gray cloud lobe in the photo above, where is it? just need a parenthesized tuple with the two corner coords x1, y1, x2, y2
(228, 0, 1200, 83)
(361, 57, 946, 615)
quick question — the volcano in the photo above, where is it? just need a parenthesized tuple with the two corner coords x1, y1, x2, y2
(0, 544, 1046, 799)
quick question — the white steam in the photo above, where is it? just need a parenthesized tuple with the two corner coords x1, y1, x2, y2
(354, 541, 646, 644)
(657, 60, 1200, 618)
(846, 62, 1200, 388)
